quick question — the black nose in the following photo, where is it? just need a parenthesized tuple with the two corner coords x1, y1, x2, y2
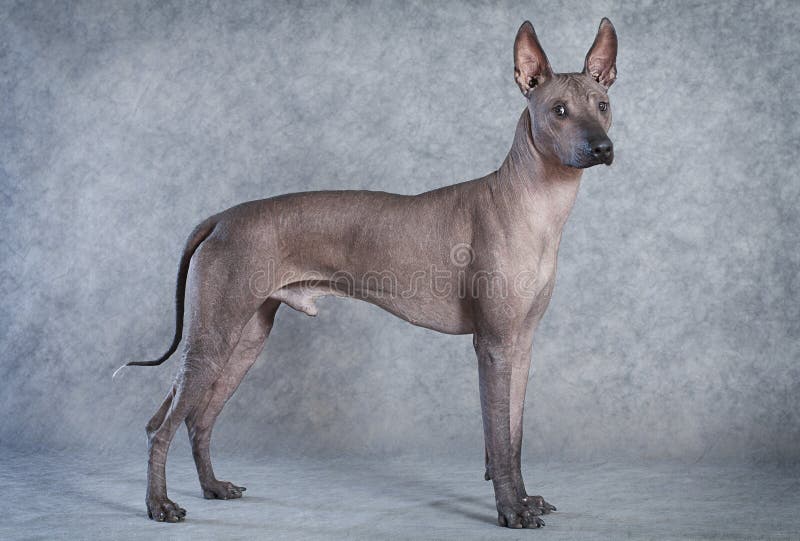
(589, 137, 613, 163)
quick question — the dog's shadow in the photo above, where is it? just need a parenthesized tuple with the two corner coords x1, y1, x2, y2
(427, 496, 495, 524)
(348, 463, 497, 526)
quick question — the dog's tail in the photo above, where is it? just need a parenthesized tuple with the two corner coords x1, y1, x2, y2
(112, 217, 217, 379)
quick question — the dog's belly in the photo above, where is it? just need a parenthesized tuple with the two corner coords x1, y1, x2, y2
(270, 278, 474, 335)
(356, 286, 474, 334)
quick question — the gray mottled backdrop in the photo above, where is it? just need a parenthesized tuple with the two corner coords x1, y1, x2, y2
(1, 0, 798, 464)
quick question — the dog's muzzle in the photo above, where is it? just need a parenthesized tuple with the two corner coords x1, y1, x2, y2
(571, 136, 614, 168)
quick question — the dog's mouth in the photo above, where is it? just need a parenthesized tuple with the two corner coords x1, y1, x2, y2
(569, 151, 614, 169)
(598, 151, 614, 166)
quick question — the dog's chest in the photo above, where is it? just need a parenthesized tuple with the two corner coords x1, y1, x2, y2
(509, 235, 561, 318)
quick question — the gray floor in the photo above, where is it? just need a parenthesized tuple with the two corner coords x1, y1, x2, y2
(2, 450, 799, 540)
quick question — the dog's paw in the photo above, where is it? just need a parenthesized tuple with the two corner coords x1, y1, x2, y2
(497, 502, 545, 528)
(146, 497, 186, 522)
(202, 480, 246, 500)
(523, 494, 557, 514)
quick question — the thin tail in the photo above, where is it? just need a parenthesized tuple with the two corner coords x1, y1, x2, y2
(113, 217, 216, 379)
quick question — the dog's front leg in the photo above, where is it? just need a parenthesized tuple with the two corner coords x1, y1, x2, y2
(508, 330, 557, 515)
(474, 332, 544, 529)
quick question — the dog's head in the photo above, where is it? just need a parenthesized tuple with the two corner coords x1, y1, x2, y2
(514, 19, 617, 168)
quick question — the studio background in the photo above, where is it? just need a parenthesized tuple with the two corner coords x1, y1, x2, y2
(2, 0, 798, 468)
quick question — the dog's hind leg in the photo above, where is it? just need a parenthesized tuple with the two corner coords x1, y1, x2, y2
(146, 324, 256, 521)
(145, 243, 266, 522)
(185, 298, 281, 500)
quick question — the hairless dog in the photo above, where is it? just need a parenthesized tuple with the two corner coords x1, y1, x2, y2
(118, 18, 618, 528)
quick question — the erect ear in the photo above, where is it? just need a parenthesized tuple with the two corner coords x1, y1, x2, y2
(583, 18, 618, 88)
(514, 21, 552, 97)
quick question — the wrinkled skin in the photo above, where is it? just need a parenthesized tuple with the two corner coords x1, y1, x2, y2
(128, 18, 618, 528)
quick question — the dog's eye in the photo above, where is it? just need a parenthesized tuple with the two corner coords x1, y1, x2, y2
(599, 101, 608, 112)
(552, 104, 567, 117)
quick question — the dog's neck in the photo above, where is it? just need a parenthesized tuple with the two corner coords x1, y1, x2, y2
(491, 108, 583, 237)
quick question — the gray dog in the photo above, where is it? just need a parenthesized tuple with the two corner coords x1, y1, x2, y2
(120, 18, 618, 528)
